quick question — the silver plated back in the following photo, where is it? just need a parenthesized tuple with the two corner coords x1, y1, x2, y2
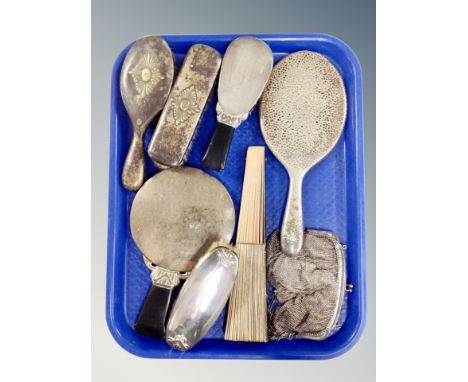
(148, 44, 222, 168)
(166, 244, 238, 351)
(217, 36, 273, 127)
(260, 51, 346, 255)
(120, 36, 174, 191)
(130, 167, 236, 273)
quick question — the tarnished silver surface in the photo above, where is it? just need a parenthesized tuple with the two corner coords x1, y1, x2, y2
(150, 266, 180, 289)
(166, 243, 238, 351)
(166, 334, 190, 351)
(120, 36, 174, 191)
(217, 37, 273, 127)
(148, 44, 222, 168)
(130, 167, 235, 273)
(143, 257, 191, 280)
(260, 51, 347, 255)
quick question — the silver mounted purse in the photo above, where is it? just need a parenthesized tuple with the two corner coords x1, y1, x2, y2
(267, 229, 352, 340)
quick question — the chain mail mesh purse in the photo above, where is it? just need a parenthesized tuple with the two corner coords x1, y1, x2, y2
(267, 229, 351, 340)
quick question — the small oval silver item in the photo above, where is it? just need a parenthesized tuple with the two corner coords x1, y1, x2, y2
(166, 243, 238, 351)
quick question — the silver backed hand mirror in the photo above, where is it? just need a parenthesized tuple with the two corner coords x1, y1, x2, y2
(130, 167, 235, 339)
(260, 51, 347, 255)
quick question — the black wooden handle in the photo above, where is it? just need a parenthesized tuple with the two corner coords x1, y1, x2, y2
(202, 122, 235, 171)
(134, 285, 173, 340)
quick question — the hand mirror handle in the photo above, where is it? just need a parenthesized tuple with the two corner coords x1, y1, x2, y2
(281, 169, 304, 256)
(134, 267, 180, 340)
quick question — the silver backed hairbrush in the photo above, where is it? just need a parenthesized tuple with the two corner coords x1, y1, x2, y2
(120, 36, 174, 191)
(147, 44, 221, 169)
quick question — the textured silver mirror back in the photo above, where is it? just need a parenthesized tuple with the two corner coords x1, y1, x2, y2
(260, 51, 347, 255)
(260, 51, 347, 171)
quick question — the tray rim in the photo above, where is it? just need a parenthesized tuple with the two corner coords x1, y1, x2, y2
(106, 33, 366, 360)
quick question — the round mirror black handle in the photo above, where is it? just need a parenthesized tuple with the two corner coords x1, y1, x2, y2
(134, 285, 173, 340)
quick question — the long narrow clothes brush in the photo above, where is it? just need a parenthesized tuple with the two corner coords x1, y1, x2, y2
(225, 146, 267, 342)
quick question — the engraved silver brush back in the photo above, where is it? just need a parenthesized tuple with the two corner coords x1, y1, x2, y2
(148, 44, 222, 168)
(120, 36, 174, 191)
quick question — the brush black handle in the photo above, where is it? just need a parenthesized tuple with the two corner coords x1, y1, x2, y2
(202, 122, 235, 171)
(134, 285, 173, 340)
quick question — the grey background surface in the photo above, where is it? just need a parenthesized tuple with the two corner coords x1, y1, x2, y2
(91, 0, 375, 381)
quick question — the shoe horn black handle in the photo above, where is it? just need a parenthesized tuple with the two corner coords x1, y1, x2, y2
(202, 122, 235, 171)
(134, 284, 173, 340)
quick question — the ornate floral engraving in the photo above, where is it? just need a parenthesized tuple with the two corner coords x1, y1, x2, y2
(150, 267, 180, 289)
(216, 248, 237, 268)
(171, 85, 200, 125)
(129, 53, 164, 98)
(216, 103, 249, 128)
(166, 334, 190, 351)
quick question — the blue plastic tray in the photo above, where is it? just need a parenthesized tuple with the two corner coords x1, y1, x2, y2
(106, 34, 366, 360)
